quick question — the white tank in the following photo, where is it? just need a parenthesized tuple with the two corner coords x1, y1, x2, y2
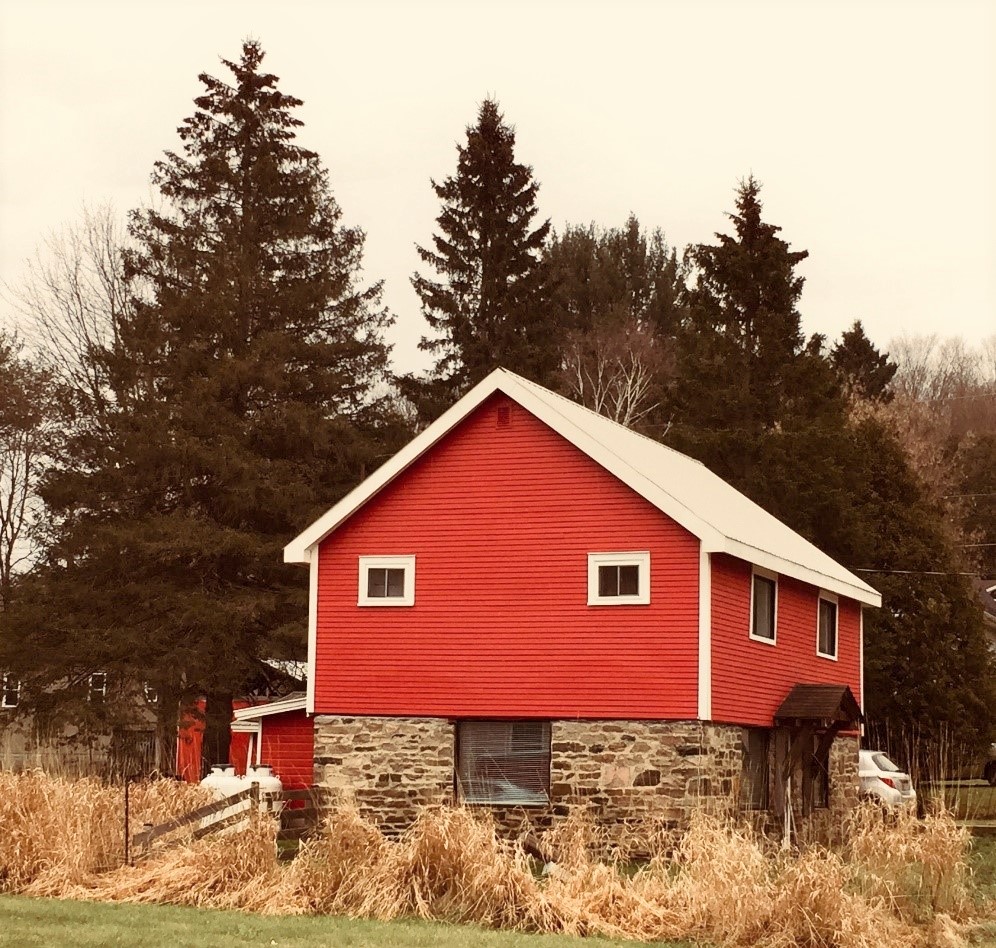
(200, 764, 245, 798)
(199, 765, 252, 833)
(247, 764, 284, 813)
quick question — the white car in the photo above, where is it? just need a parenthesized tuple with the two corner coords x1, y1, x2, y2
(859, 749, 917, 808)
(984, 743, 996, 786)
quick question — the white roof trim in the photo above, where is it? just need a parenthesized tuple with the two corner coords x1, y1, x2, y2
(233, 694, 308, 721)
(284, 368, 881, 607)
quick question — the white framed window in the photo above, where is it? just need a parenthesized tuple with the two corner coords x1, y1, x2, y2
(817, 592, 839, 660)
(358, 555, 415, 607)
(456, 720, 551, 806)
(1, 673, 19, 709)
(587, 551, 651, 606)
(88, 672, 107, 703)
(749, 567, 778, 644)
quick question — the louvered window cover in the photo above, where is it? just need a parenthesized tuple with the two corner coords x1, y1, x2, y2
(457, 721, 551, 805)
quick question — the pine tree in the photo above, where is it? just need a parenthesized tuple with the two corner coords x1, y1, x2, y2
(671, 178, 994, 755)
(10, 42, 394, 769)
(674, 177, 845, 491)
(831, 320, 897, 402)
(409, 99, 554, 411)
(545, 214, 685, 337)
(679, 176, 837, 435)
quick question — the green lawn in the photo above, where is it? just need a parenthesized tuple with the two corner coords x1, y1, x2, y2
(0, 896, 691, 948)
(970, 836, 996, 897)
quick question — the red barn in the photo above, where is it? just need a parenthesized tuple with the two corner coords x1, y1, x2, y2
(283, 369, 880, 838)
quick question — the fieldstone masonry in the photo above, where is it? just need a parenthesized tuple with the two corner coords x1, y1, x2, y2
(312, 715, 859, 843)
(313, 715, 453, 835)
(546, 720, 742, 824)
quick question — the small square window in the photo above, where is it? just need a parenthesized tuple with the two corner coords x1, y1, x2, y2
(817, 595, 838, 659)
(598, 564, 640, 597)
(1, 673, 19, 709)
(588, 552, 650, 605)
(750, 570, 777, 643)
(358, 556, 415, 606)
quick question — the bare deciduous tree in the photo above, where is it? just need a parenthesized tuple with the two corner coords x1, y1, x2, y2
(5, 203, 130, 411)
(0, 334, 55, 612)
(562, 320, 673, 429)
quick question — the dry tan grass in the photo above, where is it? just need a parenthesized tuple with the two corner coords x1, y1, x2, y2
(1, 772, 991, 947)
(0, 769, 211, 895)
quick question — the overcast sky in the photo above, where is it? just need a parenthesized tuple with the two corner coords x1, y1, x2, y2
(1, 0, 993, 373)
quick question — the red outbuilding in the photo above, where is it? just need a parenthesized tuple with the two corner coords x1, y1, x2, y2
(230, 693, 314, 790)
(281, 368, 880, 839)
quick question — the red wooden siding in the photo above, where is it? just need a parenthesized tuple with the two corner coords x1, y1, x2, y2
(259, 710, 314, 789)
(314, 393, 701, 719)
(710, 554, 862, 726)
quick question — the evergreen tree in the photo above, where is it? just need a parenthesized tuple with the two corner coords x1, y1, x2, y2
(544, 215, 686, 429)
(7, 42, 394, 769)
(831, 320, 897, 402)
(545, 214, 685, 337)
(671, 178, 994, 755)
(673, 178, 845, 488)
(679, 176, 838, 436)
(408, 99, 554, 413)
(842, 417, 995, 758)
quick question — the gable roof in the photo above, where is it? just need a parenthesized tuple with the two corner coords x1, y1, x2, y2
(285, 368, 881, 607)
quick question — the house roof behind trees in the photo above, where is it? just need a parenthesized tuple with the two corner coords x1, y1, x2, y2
(285, 368, 881, 606)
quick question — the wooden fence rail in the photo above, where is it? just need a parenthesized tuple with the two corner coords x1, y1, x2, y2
(131, 785, 330, 863)
(132, 783, 261, 860)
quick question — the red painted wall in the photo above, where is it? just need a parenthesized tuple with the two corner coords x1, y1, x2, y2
(710, 554, 862, 726)
(258, 710, 314, 789)
(314, 393, 701, 719)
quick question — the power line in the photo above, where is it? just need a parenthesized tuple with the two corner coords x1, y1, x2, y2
(850, 567, 985, 577)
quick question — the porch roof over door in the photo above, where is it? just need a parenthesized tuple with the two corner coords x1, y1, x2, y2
(773, 683, 862, 730)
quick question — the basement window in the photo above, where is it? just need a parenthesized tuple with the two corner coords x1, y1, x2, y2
(587, 551, 651, 605)
(457, 720, 551, 806)
(1, 673, 19, 709)
(817, 594, 838, 660)
(358, 555, 415, 606)
(749, 568, 778, 643)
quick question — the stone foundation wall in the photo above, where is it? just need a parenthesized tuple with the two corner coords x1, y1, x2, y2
(313, 715, 454, 835)
(311, 715, 859, 845)
(794, 733, 859, 845)
(552, 720, 741, 832)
